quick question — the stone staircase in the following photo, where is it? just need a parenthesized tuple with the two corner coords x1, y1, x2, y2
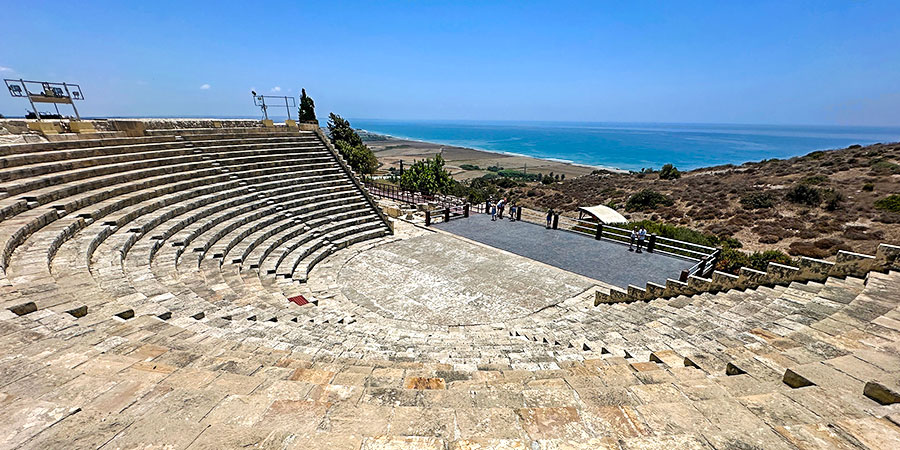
(1, 127, 899, 448)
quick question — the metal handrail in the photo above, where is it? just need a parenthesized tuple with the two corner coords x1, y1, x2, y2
(515, 206, 719, 271)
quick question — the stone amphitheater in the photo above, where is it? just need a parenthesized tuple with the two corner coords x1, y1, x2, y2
(1, 119, 899, 449)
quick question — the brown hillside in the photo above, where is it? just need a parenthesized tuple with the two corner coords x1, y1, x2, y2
(510, 142, 900, 256)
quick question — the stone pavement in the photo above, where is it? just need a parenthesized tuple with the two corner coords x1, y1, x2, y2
(434, 214, 694, 288)
(337, 232, 594, 326)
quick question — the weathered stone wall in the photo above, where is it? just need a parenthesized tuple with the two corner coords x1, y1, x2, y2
(596, 243, 900, 305)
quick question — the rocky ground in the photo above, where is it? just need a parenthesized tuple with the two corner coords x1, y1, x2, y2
(504, 142, 900, 256)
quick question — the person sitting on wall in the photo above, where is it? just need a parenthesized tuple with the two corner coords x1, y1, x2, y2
(629, 228, 637, 251)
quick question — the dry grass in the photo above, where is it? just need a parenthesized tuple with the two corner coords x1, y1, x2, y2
(505, 142, 900, 256)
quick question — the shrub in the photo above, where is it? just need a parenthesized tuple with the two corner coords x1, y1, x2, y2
(785, 184, 821, 206)
(869, 160, 900, 175)
(335, 141, 378, 175)
(716, 248, 794, 274)
(740, 192, 775, 209)
(486, 165, 503, 172)
(823, 189, 844, 211)
(874, 194, 900, 212)
(459, 164, 480, 171)
(625, 189, 673, 211)
(658, 163, 681, 180)
(497, 169, 541, 182)
(800, 175, 828, 185)
(623, 220, 737, 249)
(862, 183, 875, 192)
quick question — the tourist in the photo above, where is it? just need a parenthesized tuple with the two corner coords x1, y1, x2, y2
(490, 202, 497, 221)
(636, 227, 648, 253)
(629, 228, 637, 251)
(509, 203, 516, 222)
(498, 199, 505, 219)
(546, 209, 554, 228)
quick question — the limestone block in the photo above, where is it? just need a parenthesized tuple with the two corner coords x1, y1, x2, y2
(767, 262, 800, 283)
(797, 256, 833, 282)
(284, 119, 298, 129)
(27, 121, 61, 135)
(626, 285, 647, 301)
(782, 368, 815, 388)
(864, 380, 900, 405)
(708, 271, 736, 291)
(833, 250, 877, 277)
(594, 291, 613, 305)
(687, 274, 712, 291)
(608, 287, 629, 302)
(262, 119, 275, 128)
(645, 282, 666, 298)
(383, 206, 401, 218)
(664, 278, 691, 297)
(68, 121, 97, 133)
(876, 243, 900, 271)
(109, 120, 146, 136)
(738, 267, 767, 287)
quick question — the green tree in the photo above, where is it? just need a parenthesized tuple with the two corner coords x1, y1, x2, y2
(298, 88, 316, 122)
(327, 113, 377, 174)
(327, 113, 363, 147)
(399, 155, 453, 196)
(659, 163, 681, 180)
(336, 140, 378, 175)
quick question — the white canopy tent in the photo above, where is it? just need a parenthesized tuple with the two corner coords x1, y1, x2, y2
(577, 204, 627, 225)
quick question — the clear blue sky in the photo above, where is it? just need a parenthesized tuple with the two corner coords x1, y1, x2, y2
(2, 1, 899, 126)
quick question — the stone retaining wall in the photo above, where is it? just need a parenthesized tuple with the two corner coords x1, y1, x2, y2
(596, 243, 900, 305)
(1, 117, 318, 141)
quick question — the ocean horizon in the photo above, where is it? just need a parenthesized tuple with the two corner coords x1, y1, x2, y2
(348, 119, 900, 172)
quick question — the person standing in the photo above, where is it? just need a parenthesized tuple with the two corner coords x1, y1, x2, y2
(636, 227, 647, 253)
(629, 228, 637, 251)
(546, 209, 554, 228)
(498, 199, 505, 220)
(490, 202, 497, 221)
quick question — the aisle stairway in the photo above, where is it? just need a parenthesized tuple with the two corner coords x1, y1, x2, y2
(1, 128, 899, 448)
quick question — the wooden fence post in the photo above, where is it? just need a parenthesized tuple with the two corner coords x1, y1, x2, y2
(464, 204, 469, 218)
(425, 210, 431, 226)
(595, 223, 603, 240)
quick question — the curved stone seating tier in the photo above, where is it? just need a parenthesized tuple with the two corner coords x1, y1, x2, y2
(2, 130, 900, 448)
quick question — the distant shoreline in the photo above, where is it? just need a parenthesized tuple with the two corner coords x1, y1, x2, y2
(360, 130, 623, 180)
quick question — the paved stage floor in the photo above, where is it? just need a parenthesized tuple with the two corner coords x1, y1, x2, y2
(434, 214, 694, 288)
(337, 232, 594, 326)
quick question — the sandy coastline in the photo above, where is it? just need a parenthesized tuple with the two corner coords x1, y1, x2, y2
(362, 132, 609, 180)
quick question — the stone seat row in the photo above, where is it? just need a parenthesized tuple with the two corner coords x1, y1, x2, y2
(0, 131, 390, 326)
(2, 281, 899, 449)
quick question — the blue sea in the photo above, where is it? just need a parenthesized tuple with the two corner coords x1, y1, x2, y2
(348, 119, 900, 172)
